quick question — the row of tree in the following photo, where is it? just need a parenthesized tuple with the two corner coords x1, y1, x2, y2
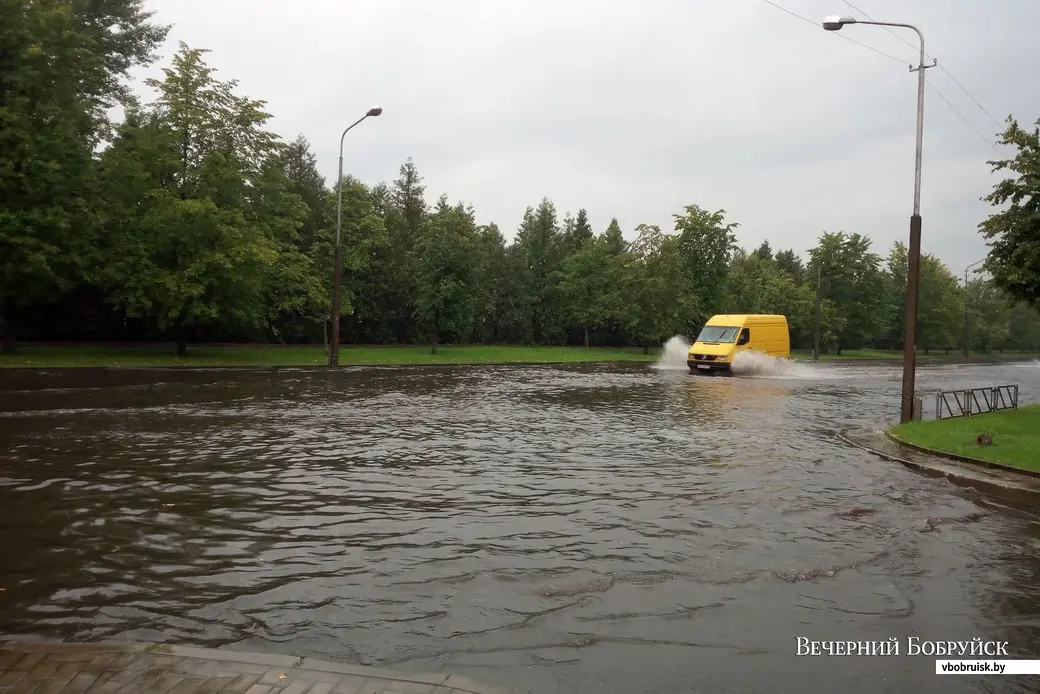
(3, 3, 1040, 356)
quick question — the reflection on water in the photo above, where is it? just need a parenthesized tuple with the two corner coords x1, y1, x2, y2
(1, 362, 1039, 694)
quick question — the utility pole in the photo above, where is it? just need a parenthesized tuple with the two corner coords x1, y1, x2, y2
(813, 263, 822, 361)
(822, 14, 934, 423)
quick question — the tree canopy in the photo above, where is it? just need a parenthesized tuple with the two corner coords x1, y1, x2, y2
(2, 10, 1039, 356)
(979, 116, 1040, 309)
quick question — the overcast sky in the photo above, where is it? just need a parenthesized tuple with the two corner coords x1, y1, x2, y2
(138, 0, 1038, 274)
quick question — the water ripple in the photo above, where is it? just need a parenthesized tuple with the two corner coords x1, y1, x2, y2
(1, 362, 1039, 693)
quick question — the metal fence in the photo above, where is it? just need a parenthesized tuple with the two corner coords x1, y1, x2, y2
(934, 384, 1019, 420)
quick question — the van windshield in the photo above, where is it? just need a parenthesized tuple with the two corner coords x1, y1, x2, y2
(696, 326, 739, 343)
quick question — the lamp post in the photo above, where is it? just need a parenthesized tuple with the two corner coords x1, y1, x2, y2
(822, 14, 935, 424)
(328, 106, 383, 367)
(962, 258, 985, 357)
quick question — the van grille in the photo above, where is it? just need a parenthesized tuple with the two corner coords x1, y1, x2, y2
(692, 354, 716, 361)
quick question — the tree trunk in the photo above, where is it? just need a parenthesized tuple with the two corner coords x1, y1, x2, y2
(584, 326, 589, 349)
(431, 315, 439, 354)
(175, 320, 187, 356)
(1, 295, 15, 354)
(643, 341, 649, 355)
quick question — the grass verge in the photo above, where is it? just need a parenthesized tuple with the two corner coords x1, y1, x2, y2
(790, 348, 1037, 361)
(0, 344, 661, 368)
(889, 404, 1040, 472)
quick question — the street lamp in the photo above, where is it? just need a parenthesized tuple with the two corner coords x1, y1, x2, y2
(823, 14, 936, 423)
(962, 258, 986, 357)
(328, 106, 383, 367)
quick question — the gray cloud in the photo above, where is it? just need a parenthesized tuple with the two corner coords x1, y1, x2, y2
(140, 0, 1039, 275)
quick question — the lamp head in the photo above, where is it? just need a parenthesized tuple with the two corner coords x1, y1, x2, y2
(367, 106, 383, 117)
(822, 15, 856, 31)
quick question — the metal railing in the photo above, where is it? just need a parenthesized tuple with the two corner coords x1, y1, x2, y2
(934, 384, 1019, 420)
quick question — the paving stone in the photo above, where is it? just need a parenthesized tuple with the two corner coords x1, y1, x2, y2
(378, 681, 441, 694)
(10, 653, 45, 671)
(5, 677, 41, 694)
(31, 681, 69, 694)
(0, 669, 26, 686)
(0, 643, 514, 694)
(331, 676, 369, 694)
(279, 680, 314, 694)
(68, 675, 110, 694)
(24, 661, 59, 680)
(222, 674, 264, 692)
(0, 651, 27, 671)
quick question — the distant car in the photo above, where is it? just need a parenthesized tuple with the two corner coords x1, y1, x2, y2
(687, 314, 791, 375)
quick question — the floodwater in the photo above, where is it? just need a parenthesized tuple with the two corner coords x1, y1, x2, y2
(1, 354, 1039, 694)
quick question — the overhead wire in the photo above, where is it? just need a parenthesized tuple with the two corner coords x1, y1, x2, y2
(759, 0, 1003, 153)
(761, 0, 904, 64)
(840, 0, 1005, 130)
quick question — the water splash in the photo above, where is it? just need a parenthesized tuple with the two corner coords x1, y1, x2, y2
(731, 351, 821, 379)
(652, 336, 862, 380)
(652, 336, 691, 371)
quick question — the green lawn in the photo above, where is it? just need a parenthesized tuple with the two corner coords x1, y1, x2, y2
(790, 348, 1036, 361)
(0, 344, 661, 368)
(1, 344, 1034, 368)
(889, 405, 1040, 472)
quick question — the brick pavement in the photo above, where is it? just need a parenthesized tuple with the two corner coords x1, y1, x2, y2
(0, 641, 521, 694)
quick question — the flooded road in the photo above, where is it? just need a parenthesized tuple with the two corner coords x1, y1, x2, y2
(1, 357, 1039, 693)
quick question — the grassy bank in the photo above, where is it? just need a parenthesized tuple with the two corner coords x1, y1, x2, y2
(790, 348, 1037, 362)
(890, 405, 1040, 472)
(0, 344, 662, 368)
(0, 344, 1035, 368)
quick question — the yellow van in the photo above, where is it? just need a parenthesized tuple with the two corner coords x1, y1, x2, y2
(686, 314, 790, 375)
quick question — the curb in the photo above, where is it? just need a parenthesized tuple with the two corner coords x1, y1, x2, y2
(837, 431, 1040, 498)
(884, 431, 1040, 479)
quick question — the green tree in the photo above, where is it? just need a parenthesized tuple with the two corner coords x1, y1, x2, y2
(0, 0, 168, 352)
(808, 231, 887, 352)
(623, 224, 689, 350)
(468, 222, 508, 343)
(965, 279, 1012, 354)
(1004, 300, 1040, 352)
(917, 254, 963, 353)
(514, 197, 563, 343)
(673, 205, 737, 328)
(383, 158, 427, 343)
(279, 135, 327, 253)
(414, 196, 479, 352)
(97, 44, 300, 354)
(728, 246, 841, 349)
(979, 116, 1040, 309)
(774, 249, 806, 285)
(559, 208, 595, 258)
(603, 217, 626, 256)
(266, 135, 329, 342)
(314, 176, 386, 345)
(555, 236, 612, 347)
